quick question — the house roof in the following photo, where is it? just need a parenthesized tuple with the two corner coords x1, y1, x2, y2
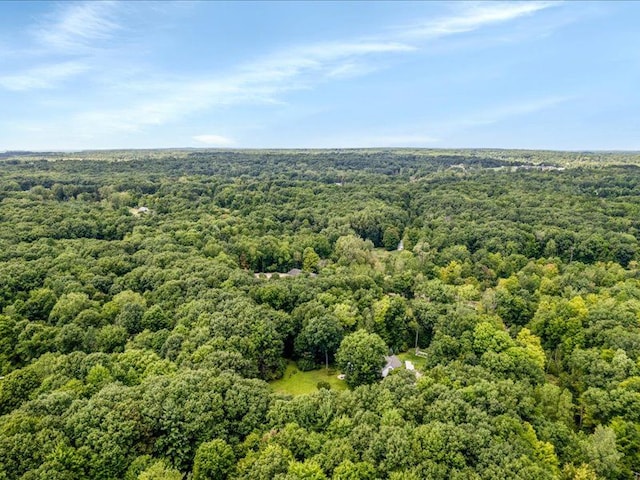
(384, 355, 402, 369)
(382, 355, 402, 378)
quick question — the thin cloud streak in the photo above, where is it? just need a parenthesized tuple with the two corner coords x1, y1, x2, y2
(455, 95, 574, 128)
(77, 2, 556, 138)
(70, 40, 417, 134)
(0, 61, 89, 91)
(399, 1, 557, 39)
(0, 2, 124, 93)
(410, 96, 576, 146)
(192, 134, 235, 147)
(35, 1, 122, 53)
(2, 1, 563, 148)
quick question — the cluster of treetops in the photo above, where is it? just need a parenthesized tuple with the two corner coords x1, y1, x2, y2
(1, 149, 640, 479)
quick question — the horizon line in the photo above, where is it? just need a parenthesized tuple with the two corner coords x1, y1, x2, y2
(3, 147, 640, 154)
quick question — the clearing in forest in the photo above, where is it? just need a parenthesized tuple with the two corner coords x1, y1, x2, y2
(270, 361, 348, 395)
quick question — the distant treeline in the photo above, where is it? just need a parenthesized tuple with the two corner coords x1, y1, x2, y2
(1, 150, 640, 479)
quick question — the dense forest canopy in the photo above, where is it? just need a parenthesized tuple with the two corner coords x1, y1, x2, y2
(1, 149, 640, 479)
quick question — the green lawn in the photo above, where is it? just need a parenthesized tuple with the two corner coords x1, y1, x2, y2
(270, 361, 348, 396)
(397, 350, 426, 371)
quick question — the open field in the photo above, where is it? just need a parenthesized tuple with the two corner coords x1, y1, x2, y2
(270, 361, 348, 395)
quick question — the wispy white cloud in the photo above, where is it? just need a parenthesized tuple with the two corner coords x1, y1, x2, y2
(73, 2, 558, 137)
(35, 1, 122, 53)
(67, 39, 417, 134)
(3, 1, 563, 147)
(400, 1, 556, 39)
(361, 96, 574, 148)
(325, 62, 379, 79)
(234, 41, 415, 87)
(192, 134, 235, 147)
(0, 2, 125, 93)
(453, 95, 574, 128)
(393, 95, 575, 148)
(291, 41, 417, 58)
(0, 61, 89, 91)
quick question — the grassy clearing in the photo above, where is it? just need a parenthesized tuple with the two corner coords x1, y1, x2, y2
(270, 361, 348, 396)
(397, 350, 427, 371)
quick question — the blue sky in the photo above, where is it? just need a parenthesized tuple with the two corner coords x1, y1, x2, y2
(0, 1, 639, 150)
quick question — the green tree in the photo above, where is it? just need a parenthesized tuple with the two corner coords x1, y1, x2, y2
(283, 460, 327, 480)
(49, 292, 96, 326)
(193, 439, 235, 480)
(142, 305, 171, 331)
(582, 426, 621, 479)
(372, 296, 409, 352)
(295, 315, 343, 371)
(236, 444, 294, 480)
(382, 227, 400, 251)
(138, 460, 183, 480)
(334, 235, 374, 266)
(336, 330, 387, 388)
(18, 288, 57, 322)
(0, 367, 40, 414)
(116, 303, 146, 335)
(333, 460, 376, 480)
(302, 247, 320, 273)
(124, 455, 155, 480)
(96, 324, 128, 353)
